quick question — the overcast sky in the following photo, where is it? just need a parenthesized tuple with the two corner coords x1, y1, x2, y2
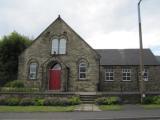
(0, 0, 160, 55)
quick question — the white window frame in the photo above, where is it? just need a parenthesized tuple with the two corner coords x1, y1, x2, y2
(51, 38, 66, 55)
(122, 68, 131, 81)
(29, 63, 37, 80)
(79, 62, 87, 80)
(144, 68, 148, 81)
(105, 68, 114, 81)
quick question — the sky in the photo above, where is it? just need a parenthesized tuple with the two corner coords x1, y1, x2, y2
(0, 0, 160, 55)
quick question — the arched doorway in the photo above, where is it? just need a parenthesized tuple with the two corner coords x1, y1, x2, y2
(49, 63, 61, 90)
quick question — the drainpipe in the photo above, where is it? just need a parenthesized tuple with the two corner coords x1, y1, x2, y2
(98, 56, 101, 92)
(66, 67, 70, 92)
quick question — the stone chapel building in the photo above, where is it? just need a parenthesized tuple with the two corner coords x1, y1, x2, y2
(18, 16, 160, 93)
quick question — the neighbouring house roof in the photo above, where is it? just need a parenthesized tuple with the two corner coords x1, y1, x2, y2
(95, 49, 160, 65)
(156, 56, 160, 64)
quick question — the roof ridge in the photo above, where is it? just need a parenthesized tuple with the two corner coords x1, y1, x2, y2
(95, 48, 150, 50)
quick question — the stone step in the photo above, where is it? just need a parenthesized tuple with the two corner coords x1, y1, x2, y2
(82, 101, 95, 104)
(80, 98, 95, 101)
(80, 95, 97, 104)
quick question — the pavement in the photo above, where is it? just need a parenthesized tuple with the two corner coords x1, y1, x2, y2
(0, 104, 160, 120)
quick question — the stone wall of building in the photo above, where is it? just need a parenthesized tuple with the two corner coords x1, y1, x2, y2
(18, 17, 160, 93)
(100, 65, 160, 92)
(18, 17, 99, 92)
(145, 66, 160, 92)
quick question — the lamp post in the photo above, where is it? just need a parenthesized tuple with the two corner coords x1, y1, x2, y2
(138, 0, 145, 103)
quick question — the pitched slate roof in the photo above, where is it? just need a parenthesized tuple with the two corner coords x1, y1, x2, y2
(95, 49, 159, 65)
(156, 56, 160, 65)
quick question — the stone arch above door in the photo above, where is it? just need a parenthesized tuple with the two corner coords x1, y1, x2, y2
(41, 57, 68, 92)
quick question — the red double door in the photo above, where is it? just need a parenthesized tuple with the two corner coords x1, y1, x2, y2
(49, 69, 61, 90)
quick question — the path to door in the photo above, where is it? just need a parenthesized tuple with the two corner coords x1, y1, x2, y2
(75, 104, 101, 111)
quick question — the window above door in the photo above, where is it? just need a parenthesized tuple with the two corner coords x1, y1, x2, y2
(51, 38, 67, 55)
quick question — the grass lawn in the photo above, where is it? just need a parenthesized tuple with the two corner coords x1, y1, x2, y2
(142, 104, 160, 109)
(98, 105, 122, 111)
(0, 106, 76, 112)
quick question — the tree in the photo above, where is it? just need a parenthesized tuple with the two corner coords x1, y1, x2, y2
(0, 32, 32, 86)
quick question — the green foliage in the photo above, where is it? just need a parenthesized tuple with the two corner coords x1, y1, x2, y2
(95, 97, 105, 105)
(95, 97, 120, 105)
(5, 97, 21, 106)
(143, 96, 154, 104)
(4, 80, 24, 88)
(44, 97, 81, 106)
(19, 98, 35, 106)
(153, 96, 160, 104)
(0, 97, 20, 106)
(0, 98, 7, 105)
(68, 96, 81, 105)
(0, 96, 80, 106)
(143, 96, 160, 104)
(34, 98, 45, 106)
(44, 98, 68, 106)
(0, 31, 32, 86)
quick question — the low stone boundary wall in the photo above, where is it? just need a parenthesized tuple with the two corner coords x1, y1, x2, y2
(97, 92, 160, 103)
(0, 92, 76, 98)
(0, 92, 159, 103)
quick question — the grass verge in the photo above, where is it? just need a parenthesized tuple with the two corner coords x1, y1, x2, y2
(0, 106, 75, 112)
(99, 105, 122, 111)
(142, 104, 160, 109)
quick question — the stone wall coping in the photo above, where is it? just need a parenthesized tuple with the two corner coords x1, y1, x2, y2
(0, 92, 159, 95)
(0, 92, 76, 95)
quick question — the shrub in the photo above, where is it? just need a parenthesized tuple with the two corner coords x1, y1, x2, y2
(44, 97, 81, 106)
(4, 80, 24, 88)
(19, 98, 35, 106)
(44, 98, 55, 106)
(34, 98, 45, 106)
(0, 97, 21, 106)
(44, 97, 74, 106)
(95, 97, 106, 105)
(153, 96, 160, 104)
(68, 96, 81, 105)
(5, 97, 21, 106)
(95, 97, 120, 105)
(143, 96, 154, 104)
(0, 96, 81, 106)
(58, 98, 69, 106)
(0, 98, 7, 105)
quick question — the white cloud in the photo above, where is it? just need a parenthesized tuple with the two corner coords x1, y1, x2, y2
(87, 30, 139, 49)
(0, 0, 160, 55)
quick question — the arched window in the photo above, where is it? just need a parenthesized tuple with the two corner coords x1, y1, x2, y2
(51, 38, 66, 54)
(29, 63, 38, 80)
(79, 62, 87, 79)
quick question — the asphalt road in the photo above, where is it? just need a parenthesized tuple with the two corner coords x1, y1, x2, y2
(0, 109, 160, 120)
